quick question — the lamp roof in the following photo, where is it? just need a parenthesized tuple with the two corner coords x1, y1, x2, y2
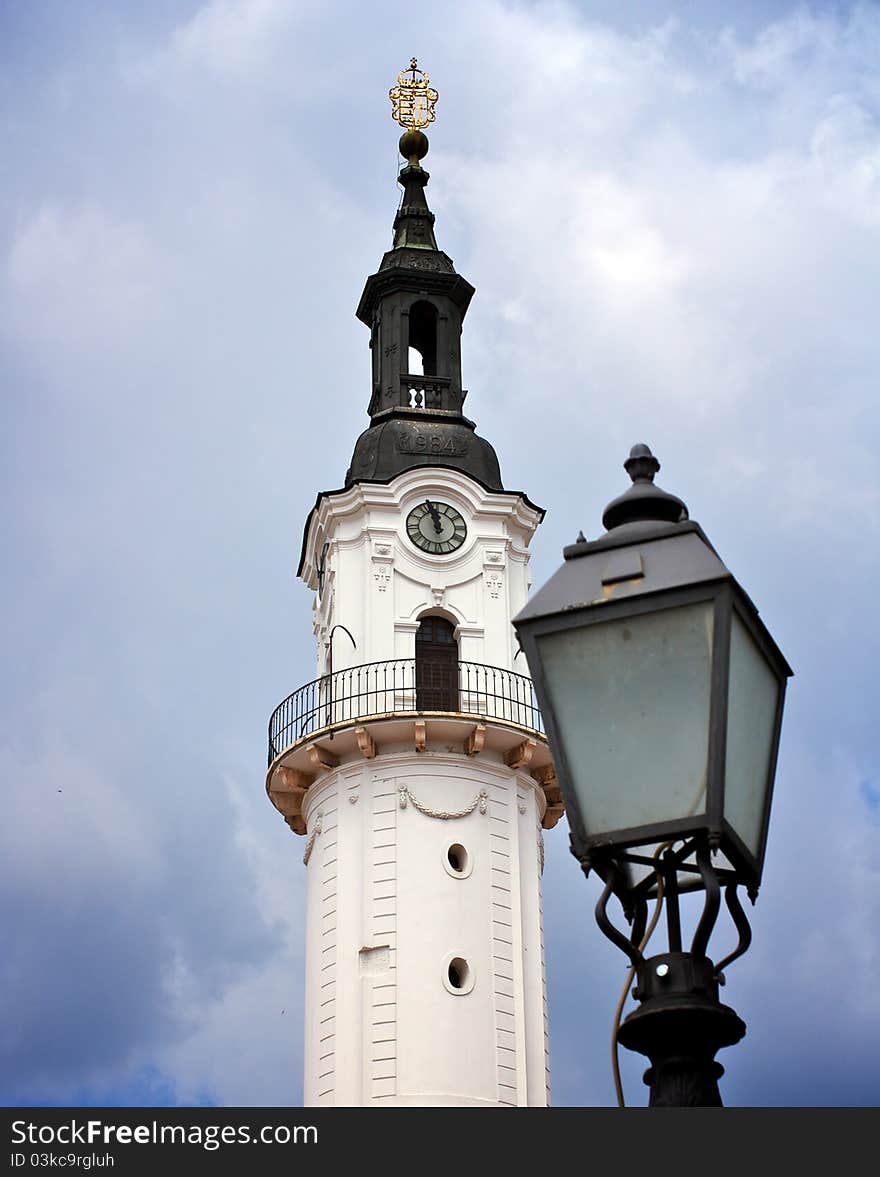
(515, 444, 730, 624)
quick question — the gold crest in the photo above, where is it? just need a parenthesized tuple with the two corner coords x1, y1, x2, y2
(389, 57, 438, 131)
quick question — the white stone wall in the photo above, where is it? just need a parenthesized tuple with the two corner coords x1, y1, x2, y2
(302, 468, 543, 676)
(296, 467, 551, 1107)
(301, 753, 550, 1107)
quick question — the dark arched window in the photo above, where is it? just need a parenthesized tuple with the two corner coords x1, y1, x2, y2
(408, 300, 438, 376)
(415, 616, 459, 711)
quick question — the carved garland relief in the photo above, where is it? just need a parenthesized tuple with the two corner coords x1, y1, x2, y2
(398, 783, 488, 819)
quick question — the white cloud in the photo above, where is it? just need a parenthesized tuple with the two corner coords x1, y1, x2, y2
(127, 0, 316, 88)
(156, 772, 306, 1106)
(169, 0, 300, 75)
(810, 95, 880, 225)
(722, 10, 837, 88)
(5, 204, 164, 352)
(419, 1, 880, 554)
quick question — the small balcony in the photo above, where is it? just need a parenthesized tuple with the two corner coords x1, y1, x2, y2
(268, 658, 544, 766)
(266, 659, 562, 835)
(263, 654, 564, 838)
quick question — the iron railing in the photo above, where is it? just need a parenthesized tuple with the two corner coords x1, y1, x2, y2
(268, 658, 543, 765)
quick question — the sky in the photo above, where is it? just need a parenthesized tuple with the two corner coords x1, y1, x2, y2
(2, 0, 878, 1108)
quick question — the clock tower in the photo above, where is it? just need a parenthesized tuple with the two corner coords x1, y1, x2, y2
(266, 61, 563, 1107)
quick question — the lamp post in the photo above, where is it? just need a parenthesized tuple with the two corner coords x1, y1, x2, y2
(513, 444, 792, 1106)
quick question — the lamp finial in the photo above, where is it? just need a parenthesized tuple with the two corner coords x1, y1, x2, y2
(602, 444, 689, 531)
(624, 443, 661, 483)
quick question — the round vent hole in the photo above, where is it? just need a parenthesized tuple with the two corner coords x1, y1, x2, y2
(447, 844, 468, 873)
(448, 957, 470, 990)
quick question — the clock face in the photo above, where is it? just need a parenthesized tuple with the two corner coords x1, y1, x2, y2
(406, 500, 467, 555)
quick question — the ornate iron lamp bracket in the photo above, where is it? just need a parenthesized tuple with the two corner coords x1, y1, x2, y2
(592, 839, 752, 1106)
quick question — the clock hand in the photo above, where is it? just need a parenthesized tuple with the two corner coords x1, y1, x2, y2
(424, 499, 444, 534)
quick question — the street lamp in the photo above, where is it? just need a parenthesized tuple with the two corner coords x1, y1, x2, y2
(513, 444, 792, 1106)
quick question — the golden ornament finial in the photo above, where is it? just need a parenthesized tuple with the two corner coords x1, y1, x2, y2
(389, 57, 438, 131)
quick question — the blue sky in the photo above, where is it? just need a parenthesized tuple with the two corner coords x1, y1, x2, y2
(2, 0, 878, 1107)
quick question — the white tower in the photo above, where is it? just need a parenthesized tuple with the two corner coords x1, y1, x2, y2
(266, 64, 563, 1107)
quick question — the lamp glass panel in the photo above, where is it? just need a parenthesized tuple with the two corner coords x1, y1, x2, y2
(536, 601, 714, 837)
(724, 612, 779, 857)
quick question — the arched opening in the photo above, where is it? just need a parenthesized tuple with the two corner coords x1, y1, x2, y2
(408, 300, 438, 376)
(415, 615, 459, 711)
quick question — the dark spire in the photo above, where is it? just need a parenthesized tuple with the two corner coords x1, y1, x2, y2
(345, 64, 505, 492)
(393, 131, 438, 251)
